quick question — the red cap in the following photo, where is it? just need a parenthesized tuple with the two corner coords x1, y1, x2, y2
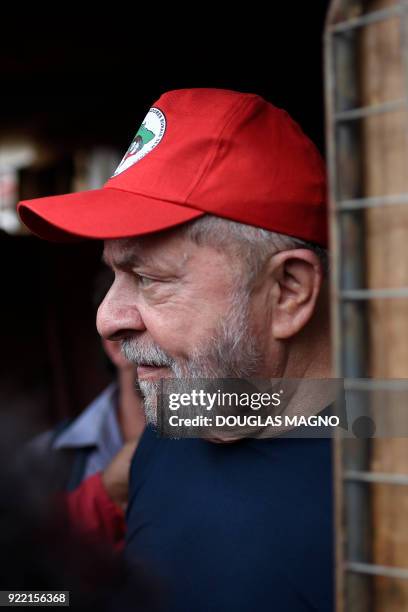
(17, 88, 327, 246)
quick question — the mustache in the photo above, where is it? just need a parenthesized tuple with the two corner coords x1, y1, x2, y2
(121, 338, 175, 368)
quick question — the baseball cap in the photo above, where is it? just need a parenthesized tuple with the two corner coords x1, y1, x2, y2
(17, 88, 327, 246)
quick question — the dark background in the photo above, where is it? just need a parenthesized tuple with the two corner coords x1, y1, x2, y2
(1, 4, 330, 432)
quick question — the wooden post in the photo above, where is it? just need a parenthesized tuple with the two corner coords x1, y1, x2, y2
(361, 1, 408, 609)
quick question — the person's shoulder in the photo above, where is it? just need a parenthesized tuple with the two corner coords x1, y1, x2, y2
(23, 418, 73, 460)
(17, 421, 73, 485)
(26, 429, 54, 455)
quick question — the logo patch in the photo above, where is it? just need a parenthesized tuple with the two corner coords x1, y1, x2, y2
(112, 107, 166, 176)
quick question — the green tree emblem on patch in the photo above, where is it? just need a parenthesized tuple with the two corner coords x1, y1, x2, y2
(129, 123, 155, 154)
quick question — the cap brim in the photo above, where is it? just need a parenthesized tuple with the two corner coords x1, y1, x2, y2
(17, 187, 205, 242)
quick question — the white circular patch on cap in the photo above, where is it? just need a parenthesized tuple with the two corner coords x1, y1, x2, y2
(112, 107, 166, 177)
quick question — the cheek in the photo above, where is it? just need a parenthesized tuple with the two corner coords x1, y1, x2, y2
(136, 301, 190, 357)
(139, 298, 225, 358)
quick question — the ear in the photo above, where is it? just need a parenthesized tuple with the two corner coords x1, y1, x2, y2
(266, 249, 323, 340)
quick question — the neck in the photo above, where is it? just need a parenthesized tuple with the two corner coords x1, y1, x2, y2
(117, 368, 146, 441)
(266, 311, 334, 418)
(282, 335, 332, 379)
(279, 289, 332, 379)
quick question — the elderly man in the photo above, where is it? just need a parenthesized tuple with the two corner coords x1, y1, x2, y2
(18, 88, 333, 611)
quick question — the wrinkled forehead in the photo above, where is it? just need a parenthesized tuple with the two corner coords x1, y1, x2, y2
(104, 235, 148, 257)
(102, 228, 191, 269)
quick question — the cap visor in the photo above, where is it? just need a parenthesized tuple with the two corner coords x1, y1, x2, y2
(17, 187, 205, 242)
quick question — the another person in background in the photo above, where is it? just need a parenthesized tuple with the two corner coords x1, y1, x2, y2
(30, 336, 145, 549)
(0, 422, 161, 611)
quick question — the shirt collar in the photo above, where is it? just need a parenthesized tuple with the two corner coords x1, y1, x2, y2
(53, 382, 119, 450)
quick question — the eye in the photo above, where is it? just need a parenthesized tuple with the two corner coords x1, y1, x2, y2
(136, 274, 155, 288)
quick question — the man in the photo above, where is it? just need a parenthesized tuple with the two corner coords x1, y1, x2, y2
(58, 338, 145, 548)
(28, 336, 145, 548)
(33, 339, 144, 488)
(18, 88, 333, 611)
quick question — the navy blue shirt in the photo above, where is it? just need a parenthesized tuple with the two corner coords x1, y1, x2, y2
(126, 428, 334, 611)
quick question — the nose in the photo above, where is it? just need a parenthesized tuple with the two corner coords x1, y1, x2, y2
(96, 279, 146, 341)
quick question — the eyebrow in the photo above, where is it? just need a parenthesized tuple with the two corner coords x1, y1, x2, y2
(101, 247, 160, 271)
(102, 251, 144, 269)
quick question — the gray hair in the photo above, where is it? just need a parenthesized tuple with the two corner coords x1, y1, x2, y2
(181, 215, 329, 289)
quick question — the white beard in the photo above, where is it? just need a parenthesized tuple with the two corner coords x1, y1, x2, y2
(122, 289, 263, 425)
